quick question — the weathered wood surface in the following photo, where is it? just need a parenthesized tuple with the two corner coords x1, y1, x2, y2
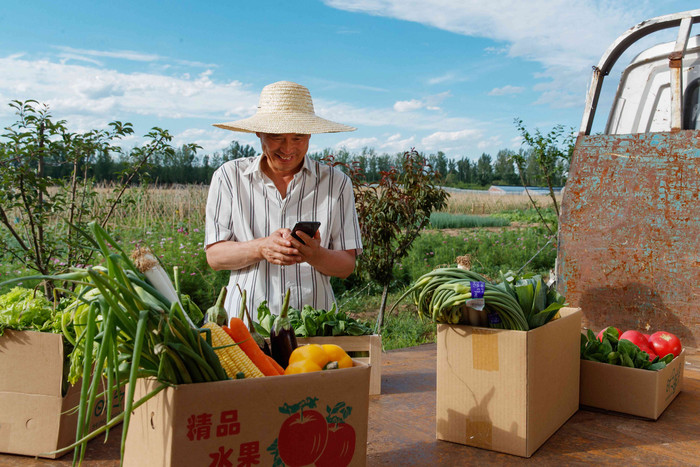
(1, 343, 698, 466)
(558, 131, 700, 347)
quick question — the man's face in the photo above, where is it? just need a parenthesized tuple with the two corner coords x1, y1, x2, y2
(257, 132, 311, 177)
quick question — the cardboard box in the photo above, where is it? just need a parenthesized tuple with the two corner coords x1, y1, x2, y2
(123, 361, 371, 467)
(0, 329, 124, 458)
(579, 349, 685, 419)
(297, 335, 382, 395)
(436, 307, 581, 458)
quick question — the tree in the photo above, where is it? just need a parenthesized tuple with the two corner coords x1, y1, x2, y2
(476, 153, 493, 186)
(447, 158, 456, 176)
(326, 149, 448, 331)
(493, 149, 519, 185)
(429, 151, 449, 179)
(457, 157, 474, 184)
(0, 100, 182, 295)
(221, 141, 257, 162)
(513, 119, 575, 218)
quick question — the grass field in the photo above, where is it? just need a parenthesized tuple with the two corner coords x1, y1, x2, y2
(0, 185, 560, 350)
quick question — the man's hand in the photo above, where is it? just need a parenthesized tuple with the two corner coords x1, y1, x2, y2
(287, 230, 356, 279)
(286, 229, 321, 263)
(260, 229, 303, 265)
(206, 229, 355, 278)
(206, 229, 301, 270)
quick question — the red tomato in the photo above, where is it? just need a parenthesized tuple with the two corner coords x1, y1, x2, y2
(619, 330, 648, 348)
(637, 343, 658, 362)
(277, 409, 328, 467)
(648, 331, 682, 359)
(642, 333, 651, 342)
(596, 326, 622, 342)
(315, 423, 356, 467)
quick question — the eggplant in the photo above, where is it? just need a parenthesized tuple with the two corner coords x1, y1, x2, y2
(270, 289, 298, 368)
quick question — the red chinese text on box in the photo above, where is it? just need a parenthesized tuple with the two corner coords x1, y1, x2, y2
(187, 410, 240, 441)
(208, 441, 261, 467)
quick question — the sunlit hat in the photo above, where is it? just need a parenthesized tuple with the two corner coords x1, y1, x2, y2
(214, 81, 356, 134)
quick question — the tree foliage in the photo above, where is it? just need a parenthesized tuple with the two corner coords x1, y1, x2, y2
(0, 100, 186, 295)
(513, 119, 574, 216)
(326, 149, 448, 330)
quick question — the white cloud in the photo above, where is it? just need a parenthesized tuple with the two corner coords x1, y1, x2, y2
(477, 135, 502, 151)
(421, 128, 482, 150)
(0, 52, 500, 158)
(173, 128, 258, 155)
(335, 136, 381, 151)
(394, 99, 424, 112)
(393, 91, 451, 112)
(428, 72, 457, 85)
(58, 53, 103, 66)
(322, 0, 662, 110)
(380, 134, 417, 153)
(489, 85, 524, 96)
(324, 1, 649, 68)
(0, 54, 257, 121)
(53, 46, 162, 62)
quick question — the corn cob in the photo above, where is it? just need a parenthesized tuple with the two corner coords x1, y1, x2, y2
(203, 322, 264, 379)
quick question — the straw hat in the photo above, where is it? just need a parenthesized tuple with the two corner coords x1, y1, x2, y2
(214, 81, 356, 134)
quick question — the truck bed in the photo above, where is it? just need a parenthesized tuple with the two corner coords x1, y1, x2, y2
(1, 344, 698, 466)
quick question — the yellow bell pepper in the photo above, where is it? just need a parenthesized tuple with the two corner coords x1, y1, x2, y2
(283, 343, 353, 374)
(321, 344, 353, 369)
(285, 359, 323, 375)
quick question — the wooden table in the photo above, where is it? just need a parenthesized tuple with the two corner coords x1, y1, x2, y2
(2, 344, 698, 466)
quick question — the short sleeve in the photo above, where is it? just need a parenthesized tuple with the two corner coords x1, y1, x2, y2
(205, 166, 236, 248)
(329, 172, 363, 253)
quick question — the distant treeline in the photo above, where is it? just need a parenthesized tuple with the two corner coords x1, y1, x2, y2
(39, 140, 569, 188)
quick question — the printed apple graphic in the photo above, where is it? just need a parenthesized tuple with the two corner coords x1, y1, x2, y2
(315, 402, 356, 467)
(276, 397, 328, 467)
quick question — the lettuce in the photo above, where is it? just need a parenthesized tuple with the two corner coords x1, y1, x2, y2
(0, 286, 54, 334)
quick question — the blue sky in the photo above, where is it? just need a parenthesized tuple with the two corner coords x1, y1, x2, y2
(1, 1, 697, 161)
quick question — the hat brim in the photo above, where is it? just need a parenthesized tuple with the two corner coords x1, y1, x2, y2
(214, 111, 356, 135)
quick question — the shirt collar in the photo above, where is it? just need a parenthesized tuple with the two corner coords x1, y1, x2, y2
(243, 154, 315, 178)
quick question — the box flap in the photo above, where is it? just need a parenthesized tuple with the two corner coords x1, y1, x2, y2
(0, 330, 64, 396)
(436, 324, 528, 455)
(0, 391, 62, 457)
(526, 307, 581, 456)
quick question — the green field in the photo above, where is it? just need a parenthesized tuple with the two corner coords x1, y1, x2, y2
(0, 186, 559, 350)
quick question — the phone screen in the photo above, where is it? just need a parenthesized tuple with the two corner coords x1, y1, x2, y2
(291, 221, 320, 245)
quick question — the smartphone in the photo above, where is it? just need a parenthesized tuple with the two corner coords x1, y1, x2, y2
(290, 221, 321, 245)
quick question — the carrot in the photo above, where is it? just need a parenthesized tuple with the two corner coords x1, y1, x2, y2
(226, 317, 283, 376)
(267, 354, 285, 375)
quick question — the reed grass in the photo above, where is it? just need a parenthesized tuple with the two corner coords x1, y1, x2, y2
(442, 191, 559, 215)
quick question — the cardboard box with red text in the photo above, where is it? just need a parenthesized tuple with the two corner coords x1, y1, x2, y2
(436, 307, 581, 458)
(123, 361, 370, 466)
(297, 335, 382, 395)
(579, 349, 685, 419)
(0, 330, 124, 458)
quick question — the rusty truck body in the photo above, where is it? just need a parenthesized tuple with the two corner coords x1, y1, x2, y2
(557, 9, 700, 346)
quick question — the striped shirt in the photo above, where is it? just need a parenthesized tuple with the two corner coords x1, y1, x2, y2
(205, 155, 363, 319)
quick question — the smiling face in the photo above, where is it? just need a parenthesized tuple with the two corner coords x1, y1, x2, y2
(257, 132, 311, 179)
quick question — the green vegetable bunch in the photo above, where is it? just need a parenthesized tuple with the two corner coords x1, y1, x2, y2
(1, 222, 228, 465)
(0, 286, 55, 334)
(390, 267, 566, 331)
(255, 302, 374, 337)
(581, 327, 673, 370)
(498, 270, 567, 329)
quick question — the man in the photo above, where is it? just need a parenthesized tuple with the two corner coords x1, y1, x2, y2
(205, 81, 363, 319)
